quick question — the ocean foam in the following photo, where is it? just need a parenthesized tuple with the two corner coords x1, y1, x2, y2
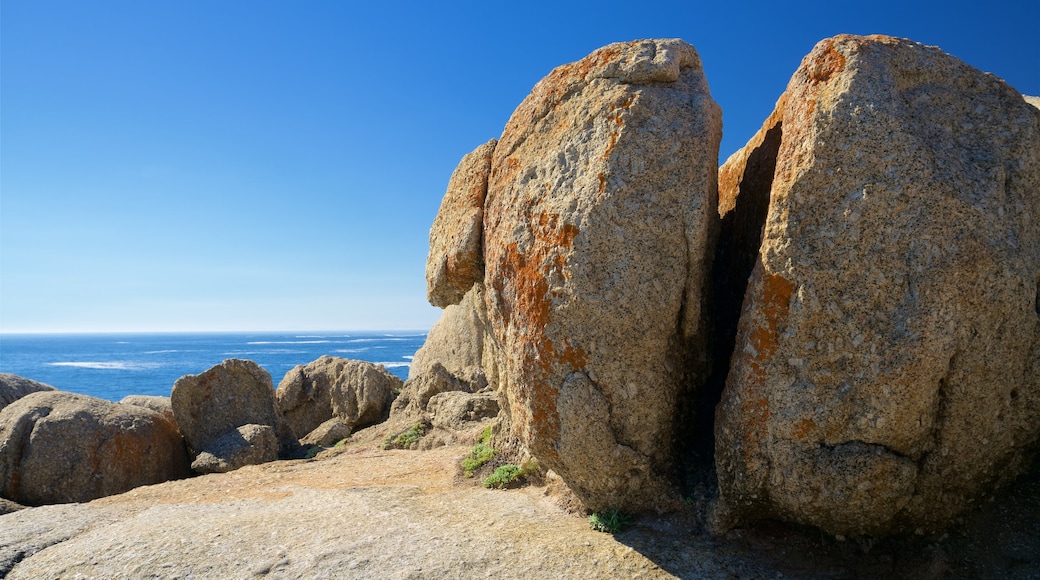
(377, 362, 411, 368)
(247, 340, 332, 345)
(48, 361, 161, 371)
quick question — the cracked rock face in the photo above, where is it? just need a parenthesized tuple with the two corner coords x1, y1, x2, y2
(483, 38, 721, 512)
(713, 35, 1040, 536)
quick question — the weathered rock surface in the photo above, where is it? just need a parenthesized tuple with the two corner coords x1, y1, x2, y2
(119, 394, 176, 425)
(0, 391, 190, 505)
(0, 373, 55, 413)
(172, 359, 298, 460)
(276, 356, 399, 439)
(2, 433, 1036, 579)
(426, 139, 497, 307)
(391, 361, 477, 418)
(191, 424, 278, 474)
(1025, 94, 1040, 110)
(713, 35, 1040, 536)
(427, 391, 499, 431)
(300, 417, 350, 447)
(483, 38, 722, 512)
(410, 282, 499, 387)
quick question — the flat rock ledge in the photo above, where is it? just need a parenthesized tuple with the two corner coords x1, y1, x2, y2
(1, 433, 1037, 579)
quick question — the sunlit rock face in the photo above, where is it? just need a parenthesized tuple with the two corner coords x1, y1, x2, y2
(713, 34, 1040, 536)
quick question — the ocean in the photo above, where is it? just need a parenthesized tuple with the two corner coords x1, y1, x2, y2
(0, 332, 427, 402)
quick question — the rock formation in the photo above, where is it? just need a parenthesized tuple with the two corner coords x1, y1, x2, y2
(712, 35, 1040, 536)
(172, 359, 298, 464)
(120, 394, 177, 426)
(0, 391, 190, 505)
(0, 373, 55, 413)
(426, 139, 497, 308)
(276, 356, 399, 441)
(482, 38, 722, 512)
(190, 424, 279, 474)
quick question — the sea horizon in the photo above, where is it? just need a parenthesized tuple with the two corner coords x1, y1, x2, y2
(0, 331, 428, 403)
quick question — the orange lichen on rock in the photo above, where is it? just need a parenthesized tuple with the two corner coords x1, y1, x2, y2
(807, 38, 847, 84)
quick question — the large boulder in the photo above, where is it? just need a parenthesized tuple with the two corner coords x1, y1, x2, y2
(0, 374, 55, 413)
(275, 356, 400, 440)
(712, 35, 1040, 536)
(426, 139, 497, 308)
(172, 359, 297, 460)
(483, 38, 722, 512)
(0, 391, 190, 505)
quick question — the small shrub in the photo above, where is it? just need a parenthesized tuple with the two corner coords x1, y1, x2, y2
(588, 509, 632, 534)
(333, 438, 347, 448)
(382, 422, 427, 450)
(460, 426, 497, 477)
(303, 446, 322, 460)
(481, 461, 539, 489)
(461, 442, 496, 477)
(482, 464, 523, 489)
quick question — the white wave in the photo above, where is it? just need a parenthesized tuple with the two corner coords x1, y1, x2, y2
(48, 361, 161, 371)
(143, 350, 180, 354)
(377, 362, 411, 368)
(247, 340, 332, 345)
(403, 355, 414, 360)
(335, 348, 369, 354)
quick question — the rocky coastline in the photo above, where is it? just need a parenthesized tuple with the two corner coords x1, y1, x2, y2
(2, 34, 1038, 577)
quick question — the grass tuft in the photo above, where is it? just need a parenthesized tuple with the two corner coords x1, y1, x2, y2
(588, 509, 632, 534)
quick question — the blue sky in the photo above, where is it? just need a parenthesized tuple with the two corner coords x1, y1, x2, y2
(2, 1, 1038, 333)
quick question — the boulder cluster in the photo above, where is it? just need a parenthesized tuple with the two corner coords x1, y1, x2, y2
(420, 34, 1040, 536)
(0, 357, 404, 505)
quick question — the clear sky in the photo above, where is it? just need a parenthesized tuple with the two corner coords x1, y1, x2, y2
(2, 1, 1038, 333)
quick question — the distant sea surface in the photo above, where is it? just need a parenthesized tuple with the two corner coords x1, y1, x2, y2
(0, 332, 426, 402)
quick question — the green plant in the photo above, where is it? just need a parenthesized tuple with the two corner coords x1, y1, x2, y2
(481, 461, 539, 489)
(303, 445, 322, 460)
(461, 442, 496, 477)
(460, 426, 497, 477)
(333, 438, 347, 448)
(382, 422, 426, 450)
(588, 509, 632, 534)
(482, 464, 522, 489)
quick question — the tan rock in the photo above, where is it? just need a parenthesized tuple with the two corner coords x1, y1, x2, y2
(0, 373, 55, 413)
(426, 139, 496, 307)
(300, 417, 350, 447)
(119, 394, 176, 425)
(191, 424, 278, 474)
(0, 391, 189, 505)
(483, 38, 722, 512)
(427, 391, 499, 431)
(409, 282, 498, 389)
(172, 359, 297, 459)
(1024, 94, 1040, 110)
(713, 35, 1040, 535)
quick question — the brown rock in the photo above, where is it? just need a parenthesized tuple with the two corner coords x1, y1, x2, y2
(409, 282, 499, 390)
(391, 362, 473, 417)
(427, 391, 499, 431)
(426, 139, 497, 307)
(172, 359, 297, 459)
(0, 373, 55, 413)
(300, 417, 350, 447)
(0, 391, 190, 505)
(119, 394, 176, 425)
(713, 35, 1040, 535)
(190, 424, 278, 474)
(483, 38, 722, 512)
(276, 356, 400, 440)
